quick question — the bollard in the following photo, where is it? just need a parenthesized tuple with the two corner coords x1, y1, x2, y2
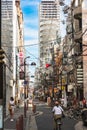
(26, 99, 28, 110)
(24, 102, 26, 118)
(16, 119, 20, 130)
(19, 116, 21, 130)
(20, 115, 23, 130)
(32, 104, 36, 113)
(16, 115, 24, 130)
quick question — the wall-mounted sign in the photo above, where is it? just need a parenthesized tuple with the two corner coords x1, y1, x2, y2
(19, 51, 24, 72)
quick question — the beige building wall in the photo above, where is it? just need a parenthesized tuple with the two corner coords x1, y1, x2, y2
(82, 0, 87, 99)
(15, 0, 24, 101)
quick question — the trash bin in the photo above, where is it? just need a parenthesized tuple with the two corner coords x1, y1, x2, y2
(32, 104, 36, 113)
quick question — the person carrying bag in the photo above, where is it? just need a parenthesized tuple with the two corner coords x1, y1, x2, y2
(52, 100, 65, 130)
(8, 97, 15, 121)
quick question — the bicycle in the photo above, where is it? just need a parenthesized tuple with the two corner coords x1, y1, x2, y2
(55, 118, 62, 130)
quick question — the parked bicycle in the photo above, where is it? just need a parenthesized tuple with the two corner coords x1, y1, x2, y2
(66, 106, 82, 121)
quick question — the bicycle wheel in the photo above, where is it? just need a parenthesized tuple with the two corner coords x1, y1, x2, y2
(57, 124, 61, 130)
(56, 121, 61, 130)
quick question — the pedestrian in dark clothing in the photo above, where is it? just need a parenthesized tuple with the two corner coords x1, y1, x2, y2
(82, 97, 86, 108)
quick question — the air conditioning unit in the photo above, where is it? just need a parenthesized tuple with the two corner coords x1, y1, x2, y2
(77, 68, 83, 84)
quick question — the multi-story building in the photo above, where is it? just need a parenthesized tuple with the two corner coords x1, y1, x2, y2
(60, 0, 87, 101)
(82, 0, 87, 100)
(1, 0, 16, 116)
(15, 0, 24, 104)
(39, 0, 61, 67)
(38, 0, 61, 98)
(1, 0, 23, 115)
(70, 0, 87, 100)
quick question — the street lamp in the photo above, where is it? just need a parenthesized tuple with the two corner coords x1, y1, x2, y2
(24, 56, 30, 118)
(24, 56, 36, 118)
(24, 56, 30, 80)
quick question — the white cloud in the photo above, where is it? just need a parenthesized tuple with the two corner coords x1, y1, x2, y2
(21, 0, 40, 7)
(24, 18, 38, 26)
(24, 39, 39, 46)
(24, 27, 38, 39)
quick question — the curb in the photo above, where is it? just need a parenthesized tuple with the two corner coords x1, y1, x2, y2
(27, 111, 43, 130)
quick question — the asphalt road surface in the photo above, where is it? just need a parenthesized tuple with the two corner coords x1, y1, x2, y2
(35, 103, 78, 130)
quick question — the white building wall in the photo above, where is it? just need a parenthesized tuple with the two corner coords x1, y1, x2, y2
(1, 0, 19, 115)
(13, 0, 18, 98)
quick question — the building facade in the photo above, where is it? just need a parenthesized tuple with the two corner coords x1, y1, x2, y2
(38, 0, 64, 99)
(71, 0, 87, 100)
(39, 0, 61, 67)
(1, 0, 23, 115)
(57, 0, 87, 101)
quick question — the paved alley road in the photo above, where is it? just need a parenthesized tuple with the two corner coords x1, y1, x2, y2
(35, 104, 78, 130)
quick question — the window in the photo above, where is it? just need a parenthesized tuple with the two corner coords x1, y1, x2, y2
(75, 0, 78, 7)
(82, 0, 87, 9)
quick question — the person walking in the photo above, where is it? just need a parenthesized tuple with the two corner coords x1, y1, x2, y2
(8, 97, 15, 121)
(52, 100, 64, 130)
(82, 97, 86, 108)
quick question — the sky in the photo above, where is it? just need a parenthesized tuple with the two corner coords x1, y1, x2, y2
(20, 0, 71, 84)
(21, 0, 41, 61)
(21, 0, 70, 59)
(21, 0, 41, 84)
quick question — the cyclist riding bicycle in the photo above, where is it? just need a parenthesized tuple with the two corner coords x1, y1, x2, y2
(52, 100, 64, 130)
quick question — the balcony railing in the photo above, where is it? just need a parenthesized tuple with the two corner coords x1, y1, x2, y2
(74, 29, 82, 42)
(73, 6, 82, 19)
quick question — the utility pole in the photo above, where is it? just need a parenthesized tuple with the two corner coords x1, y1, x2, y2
(16, 55, 18, 106)
(51, 44, 55, 99)
(24, 59, 27, 118)
(24, 56, 30, 118)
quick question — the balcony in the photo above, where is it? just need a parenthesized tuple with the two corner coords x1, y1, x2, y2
(74, 29, 82, 43)
(73, 6, 82, 19)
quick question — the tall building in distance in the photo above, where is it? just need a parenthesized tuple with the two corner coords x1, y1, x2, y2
(39, 0, 61, 67)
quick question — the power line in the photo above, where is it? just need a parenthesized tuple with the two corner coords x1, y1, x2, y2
(24, 48, 41, 62)
(2, 43, 38, 48)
